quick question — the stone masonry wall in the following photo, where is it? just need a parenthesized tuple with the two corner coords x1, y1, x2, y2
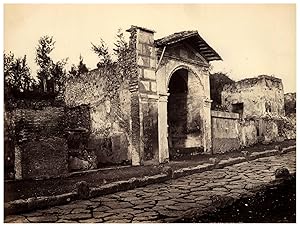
(65, 68, 132, 166)
(133, 26, 159, 164)
(5, 107, 67, 179)
(222, 76, 285, 118)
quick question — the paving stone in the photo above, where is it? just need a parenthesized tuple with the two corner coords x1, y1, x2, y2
(105, 219, 132, 223)
(225, 184, 244, 190)
(156, 200, 177, 206)
(4, 150, 296, 224)
(4, 215, 29, 223)
(71, 208, 91, 214)
(171, 198, 194, 203)
(130, 199, 156, 205)
(105, 208, 135, 214)
(212, 187, 228, 192)
(151, 195, 170, 201)
(135, 211, 158, 217)
(102, 201, 132, 209)
(103, 213, 133, 221)
(79, 218, 104, 223)
(58, 203, 87, 210)
(59, 213, 92, 220)
(40, 207, 66, 214)
(26, 215, 58, 223)
(132, 216, 158, 222)
(57, 219, 77, 223)
(93, 205, 111, 212)
(133, 203, 155, 209)
(93, 211, 115, 219)
(122, 196, 142, 202)
(157, 209, 186, 217)
(183, 195, 198, 200)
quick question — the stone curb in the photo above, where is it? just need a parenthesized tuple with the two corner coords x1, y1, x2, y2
(4, 145, 296, 216)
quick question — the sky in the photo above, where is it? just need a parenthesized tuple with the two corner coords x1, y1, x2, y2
(4, 4, 296, 93)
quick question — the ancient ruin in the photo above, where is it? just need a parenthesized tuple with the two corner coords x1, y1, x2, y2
(4, 26, 294, 180)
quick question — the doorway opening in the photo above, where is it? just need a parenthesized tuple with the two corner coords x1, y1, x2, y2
(167, 68, 189, 159)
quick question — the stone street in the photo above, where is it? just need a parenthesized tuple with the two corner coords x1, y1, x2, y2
(5, 150, 296, 223)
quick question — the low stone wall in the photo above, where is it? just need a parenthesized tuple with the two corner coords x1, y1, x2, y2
(211, 111, 240, 153)
(211, 111, 282, 153)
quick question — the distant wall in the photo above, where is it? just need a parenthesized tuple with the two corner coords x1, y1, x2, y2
(222, 76, 285, 118)
(211, 111, 240, 153)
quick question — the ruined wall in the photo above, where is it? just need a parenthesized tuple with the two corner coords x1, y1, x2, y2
(211, 111, 240, 153)
(5, 107, 67, 179)
(239, 119, 258, 147)
(65, 69, 132, 166)
(222, 76, 285, 118)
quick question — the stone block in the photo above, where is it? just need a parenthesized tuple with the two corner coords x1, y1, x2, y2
(137, 56, 150, 67)
(150, 82, 157, 92)
(150, 58, 156, 69)
(141, 44, 152, 56)
(139, 81, 150, 92)
(138, 30, 154, 44)
(143, 69, 156, 80)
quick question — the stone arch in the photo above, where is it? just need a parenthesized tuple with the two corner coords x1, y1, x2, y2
(166, 64, 204, 93)
(166, 66, 205, 159)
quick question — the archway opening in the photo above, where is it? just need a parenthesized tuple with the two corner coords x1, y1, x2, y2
(167, 68, 188, 159)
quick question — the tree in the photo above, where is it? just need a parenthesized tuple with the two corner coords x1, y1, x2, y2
(35, 36, 55, 83)
(4, 52, 34, 93)
(209, 72, 235, 110)
(35, 36, 67, 93)
(68, 55, 89, 78)
(91, 38, 112, 67)
(113, 29, 128, 60)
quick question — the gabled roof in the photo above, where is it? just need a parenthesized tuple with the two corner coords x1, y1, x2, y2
(154, 30, 222, 62)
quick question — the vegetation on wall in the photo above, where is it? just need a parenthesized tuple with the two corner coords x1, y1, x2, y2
(89, 29, 136, 134)
(68, 55, 89, 79)
(209, 72, 235, 110)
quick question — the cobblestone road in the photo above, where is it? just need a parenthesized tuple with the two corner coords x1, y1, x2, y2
(5, 150, 296, 223)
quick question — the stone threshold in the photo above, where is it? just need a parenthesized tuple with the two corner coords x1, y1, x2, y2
(4, 145, 295, 216)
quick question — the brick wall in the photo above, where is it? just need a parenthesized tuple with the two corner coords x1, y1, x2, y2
(5, 106, 68, 179)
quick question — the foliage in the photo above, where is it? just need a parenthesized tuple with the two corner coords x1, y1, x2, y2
(35, 36, 55, 81)
(4, 52, 36, 94)
(68, 55, 89, 78)
(284, 93, 296, 115)
(89, 29, 136, 135)
(91, 29, 134, 98)
(209, 72, 235, 110)
(35, 35, 67, 93)
(91, 38, 112, 67)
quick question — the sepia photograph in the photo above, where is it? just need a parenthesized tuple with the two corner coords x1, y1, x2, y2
(2, 2, 297, 223)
